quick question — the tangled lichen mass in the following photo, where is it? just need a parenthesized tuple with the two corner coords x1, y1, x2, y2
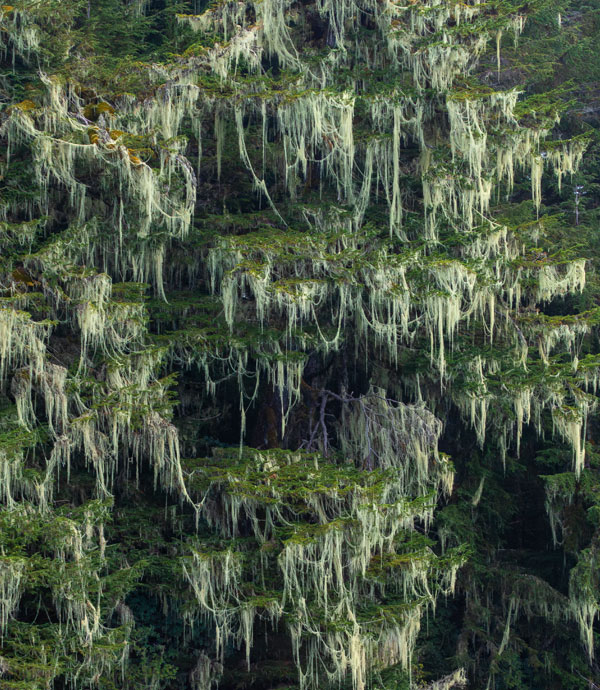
(0, 1, 599, 689)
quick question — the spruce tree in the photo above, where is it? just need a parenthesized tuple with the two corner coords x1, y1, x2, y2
(0, 1, 598, 689)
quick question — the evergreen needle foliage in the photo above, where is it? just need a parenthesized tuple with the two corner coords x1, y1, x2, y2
(0, 1, 599, 689)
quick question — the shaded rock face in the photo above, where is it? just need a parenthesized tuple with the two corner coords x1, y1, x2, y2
(0, 1, 599, 689)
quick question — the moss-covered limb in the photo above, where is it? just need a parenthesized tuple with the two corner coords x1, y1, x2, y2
(419, 669, 467, 690)
(184, 449, 435, 522)
(208, 222, 587, 379)
(0, 489, 216, 688)
(0, 499, 131, 686)
(177, 443, 465, 689)
(0, 623, 128, 689)
(1, 100, 195, 251)
(0, 219, 44, 259)
(0, 2, 46, 66)
(0, 283, 186, 499)
(169, 0, 583, 235)
(1, 294, 187, 505)
(568, 538, 600, 662)
(386, 333, 600, 478)
(178, 0, 531, 90)
(542, 461, 600, 542)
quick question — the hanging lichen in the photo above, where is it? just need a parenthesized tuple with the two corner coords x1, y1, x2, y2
(1, 0, 599, 688)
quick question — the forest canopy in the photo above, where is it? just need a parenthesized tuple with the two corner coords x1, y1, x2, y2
(0, 1, 599, 689)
